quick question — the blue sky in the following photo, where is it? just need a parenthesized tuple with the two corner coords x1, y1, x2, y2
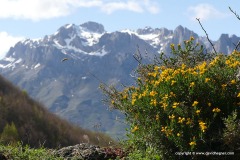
(0, 0, 240, 59)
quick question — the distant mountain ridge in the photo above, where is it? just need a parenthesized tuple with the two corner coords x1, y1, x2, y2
(0, 21, 239, 138)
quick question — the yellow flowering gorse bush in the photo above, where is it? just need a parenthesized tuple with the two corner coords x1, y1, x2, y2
(102, 38, 240, 158)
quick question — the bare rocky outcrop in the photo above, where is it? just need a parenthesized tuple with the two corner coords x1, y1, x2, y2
(53, 143, 126, 160)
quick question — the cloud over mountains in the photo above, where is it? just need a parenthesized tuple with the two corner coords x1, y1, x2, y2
(0, 32, 24, 59)
(0, 0, 160, 21)
(188, 3, 229, 21)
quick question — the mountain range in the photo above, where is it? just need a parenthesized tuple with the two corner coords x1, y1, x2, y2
(0, 21, 239, 138)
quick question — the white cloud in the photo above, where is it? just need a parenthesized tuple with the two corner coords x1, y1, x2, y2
(0, 0, 160, 21)
(100, 0, 160, 14)
(100, 1, 143, 14)
(143, 0, 160, 14)
(0, 32, 24, 59)
(0, 0, 78, 21)
(188, 4, 229, 21)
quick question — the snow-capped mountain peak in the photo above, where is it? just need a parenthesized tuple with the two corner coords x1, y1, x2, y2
(121, 27, 173, 49)
(53, 22, 105, 48)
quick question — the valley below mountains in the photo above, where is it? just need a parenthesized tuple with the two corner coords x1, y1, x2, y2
(0, 21, 239, 138)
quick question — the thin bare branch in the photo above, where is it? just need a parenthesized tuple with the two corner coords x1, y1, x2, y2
(229, 7, 240, 51)
(133, 45, 142, 65)
(232, 40, 240, 51)
(235, 41, 240, 50)
(229, 6, 240, 20)
(196, 18, 217, 54)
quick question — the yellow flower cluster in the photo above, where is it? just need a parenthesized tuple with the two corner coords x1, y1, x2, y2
(150, 99, 157, 106)
(170, 92, 176, 97)
(149, 90, 158, 97)
(111, 100, 115, 104)
(178, 117, 185, 124)
(199, 121, 207, 132)
(171, 80, 177, 86)
(230, 79, 236, 85)
(189, 141, 196, 146)
(209, 56, 220, 66)
(225, 56, 240, 68)
(237, 93, 240, 98)
(170, 44, 175, 50)
(221, 84, 227, 89)
(131, 98, 136, 105)
(169, 114, 175, 120)
(172, 102, 180, 108)
(131, 92, 138, 105)
(160, 94, 169, 110)
(148, 72, 157, 78)
(197, 61, 207, 74)
(161, 126, 173, 137)
(161, 126, 167, 132)
(122, 94, 127, 99)
(212, 108, 221, 113)
(132, 126, 139, 132)
(189, 82, 195, 88)
(186, 118, 192, 125)
(192, 101, 199, 107)
(205, 78, 211, 83)
(143, 52, 239, 90)
(196, 110, 201, 115)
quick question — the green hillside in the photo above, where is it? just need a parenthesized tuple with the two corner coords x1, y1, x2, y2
(0, 74, 113, 148)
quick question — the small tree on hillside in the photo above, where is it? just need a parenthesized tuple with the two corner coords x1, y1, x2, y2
(0, 122, 19, 145)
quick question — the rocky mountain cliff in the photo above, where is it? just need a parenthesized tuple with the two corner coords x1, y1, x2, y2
(0, 21, 239, 138)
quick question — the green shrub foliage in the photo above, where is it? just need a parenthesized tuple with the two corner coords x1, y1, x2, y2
(0, 122, 19, 145)
(0, 142, 63, 160)
(223, 110, 240, 151)
(101, 37, 240, 158)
